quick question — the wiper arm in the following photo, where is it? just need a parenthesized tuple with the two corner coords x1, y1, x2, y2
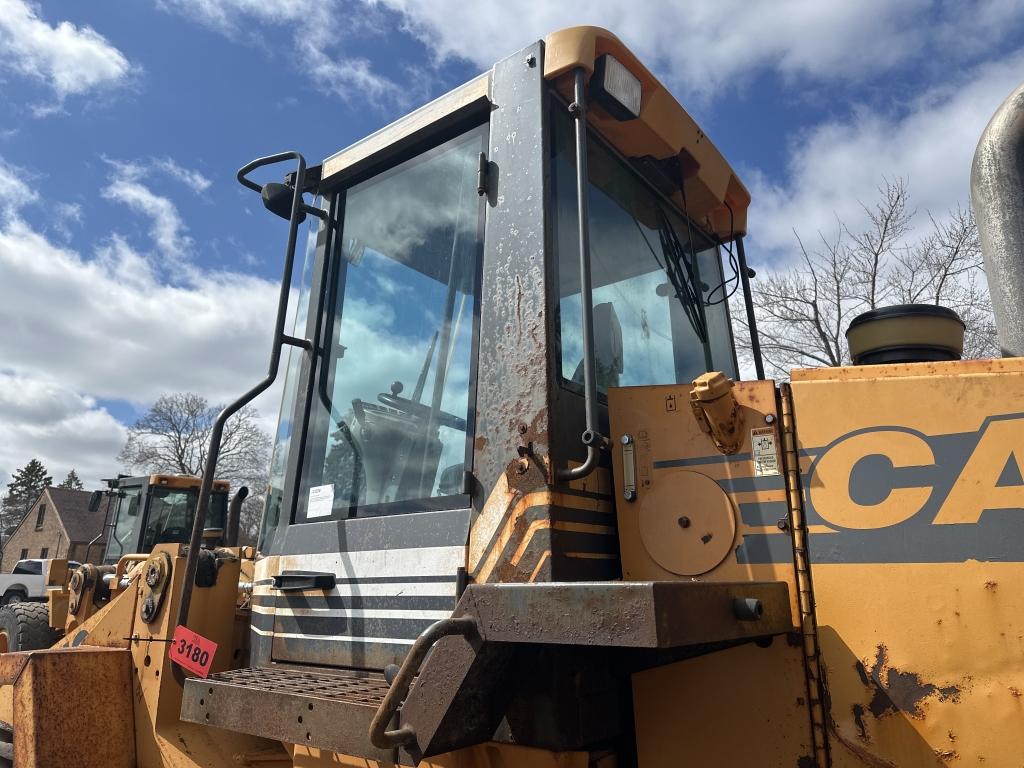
(655, 207, 708, 342)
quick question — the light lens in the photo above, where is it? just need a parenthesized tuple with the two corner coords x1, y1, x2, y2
(592, 54, 642, 120)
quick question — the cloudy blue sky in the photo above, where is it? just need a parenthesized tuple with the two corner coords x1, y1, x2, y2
(1, 0, 1023, 488)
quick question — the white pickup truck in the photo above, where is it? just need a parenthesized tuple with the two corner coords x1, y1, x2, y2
(0, 559, 76, 605)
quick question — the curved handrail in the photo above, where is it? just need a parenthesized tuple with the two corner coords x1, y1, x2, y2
(368, 615, 478, 750)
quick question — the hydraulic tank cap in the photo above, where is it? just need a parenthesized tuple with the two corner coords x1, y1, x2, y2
(846, 304, 964, 365)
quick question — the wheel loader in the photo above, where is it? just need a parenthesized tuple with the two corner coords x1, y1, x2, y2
(1, 25, 1023, 768)
(0, 474, 235, 653)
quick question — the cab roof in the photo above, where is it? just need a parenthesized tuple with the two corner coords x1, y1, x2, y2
(321, 26, 750, 241)
(544, 26, 750, 240)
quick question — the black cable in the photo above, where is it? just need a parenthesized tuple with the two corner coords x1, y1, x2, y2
(705, 202, 741, 306)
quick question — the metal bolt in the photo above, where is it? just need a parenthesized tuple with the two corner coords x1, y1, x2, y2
(141, 596, 156, 622)
(777, 519, 790, 532)
(623, 489, 637, 502)
(765, 414, 776, 424)
(145, 564, 161, 587)
(620, 434, 634, 445)
(678, 516, 691, 529)
(568, 101, 579, 115)
(518, 423, 528, 435)
(515, 457, 530, 475)
(524, 54, 536, 68)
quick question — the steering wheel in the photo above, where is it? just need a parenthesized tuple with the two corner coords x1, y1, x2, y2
(374, 391, 466, 431)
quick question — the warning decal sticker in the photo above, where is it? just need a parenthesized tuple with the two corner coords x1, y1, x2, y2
(751, 427, 780, 476)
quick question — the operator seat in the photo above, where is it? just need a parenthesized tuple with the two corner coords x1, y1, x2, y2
(572, 301, 624, 389)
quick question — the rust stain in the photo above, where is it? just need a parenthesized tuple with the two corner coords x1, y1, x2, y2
(984, 580, 998, 591)
(852, 703, 868, 740)
(1009, 686, 1022, 698)
(865, 644, 961, 720)
(934, 749, 958, 761)
(474, 436, 488, 451)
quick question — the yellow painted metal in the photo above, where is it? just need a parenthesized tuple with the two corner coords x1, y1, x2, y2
(608, 378, 817, 765)
(632, 639, 813, 767)
(147, 474, 230, 492)
(608, 379, 801, 618)
(790, 358, 1024, 765)
(131, 544, 283, 768)
(543, 26, 749, 239)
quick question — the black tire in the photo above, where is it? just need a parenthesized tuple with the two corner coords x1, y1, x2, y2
(0, 602, 58, 652)
(0, 718, 11, 768)
(2, 592, 24, 606)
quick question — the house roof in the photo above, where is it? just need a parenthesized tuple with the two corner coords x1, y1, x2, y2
(45, 487, 106, 542)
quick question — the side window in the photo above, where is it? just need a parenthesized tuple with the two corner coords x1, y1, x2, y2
(19, 549, 28, 560)
(40, 547, 48, 558)
(551, 98, 737, 391)
(35, 504, 45, 530)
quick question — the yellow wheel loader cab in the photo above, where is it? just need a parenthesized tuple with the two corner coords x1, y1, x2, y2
(4, 25, 1024, 768)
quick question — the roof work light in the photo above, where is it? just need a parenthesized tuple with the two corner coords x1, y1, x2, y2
(590, 54, 642, 120)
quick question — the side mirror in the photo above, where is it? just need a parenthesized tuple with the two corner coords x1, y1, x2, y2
(88, 490, 103, 512)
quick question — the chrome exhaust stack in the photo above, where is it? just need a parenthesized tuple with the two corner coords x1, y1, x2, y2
(971, 81, 1024, 357)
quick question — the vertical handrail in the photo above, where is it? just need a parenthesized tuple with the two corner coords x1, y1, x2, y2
(558, 67, 605, 482)
(736, 236, 765, 380)
(176, 151, 313, 631)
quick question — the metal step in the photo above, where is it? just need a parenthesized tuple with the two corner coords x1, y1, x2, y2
(180, 666, 401, 762)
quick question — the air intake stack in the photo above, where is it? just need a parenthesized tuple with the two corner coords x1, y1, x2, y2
(972, 80, 1024, 357)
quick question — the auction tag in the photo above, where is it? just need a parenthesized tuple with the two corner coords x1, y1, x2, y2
(307, 483, 335, 519)
(170, 625, 218, 678)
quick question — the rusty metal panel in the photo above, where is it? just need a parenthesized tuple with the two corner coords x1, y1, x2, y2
(473, 39, 553, 497)
(459, 580, 790, 647)
(14, 647, 134, 767)
(181, 666, 398, 763)
(790, 360, 1024, 764)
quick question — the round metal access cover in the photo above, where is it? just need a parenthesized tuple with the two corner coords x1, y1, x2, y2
(638, 470, 737, 576)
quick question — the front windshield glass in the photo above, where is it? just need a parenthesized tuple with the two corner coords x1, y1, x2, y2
(142, 488, 226, 550)
(297, 124, 486, 520)
(552, 97, 737, 390)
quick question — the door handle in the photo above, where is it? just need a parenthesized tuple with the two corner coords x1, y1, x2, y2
(271, 570, 336, 591)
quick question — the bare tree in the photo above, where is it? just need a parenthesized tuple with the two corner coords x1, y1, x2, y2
(734, 179, 998, 377)
(118, 393, 271, 544)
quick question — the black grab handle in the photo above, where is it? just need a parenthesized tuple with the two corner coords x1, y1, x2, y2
(271, 571, 337, 592)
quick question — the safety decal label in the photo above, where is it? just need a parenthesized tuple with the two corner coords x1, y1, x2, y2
(751, 427, 780, 477)
(307, 483, 335, 519)
(171, 625, 218, 678)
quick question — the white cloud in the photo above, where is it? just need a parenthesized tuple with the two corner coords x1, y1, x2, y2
(100, 156, 213, 259)
(154, 0, 314, 31)
(102, 172, 192, 259)
(0, 158, 37, 220)
(0, 374, 126, 489)
(749, 47, 1024, 260)
(0, 157, 294, 487)
(371, 0, 1024, 97)
(0, 0, 135, 102)
(154, 0, 405, 106)
(153, 158, 212, 193)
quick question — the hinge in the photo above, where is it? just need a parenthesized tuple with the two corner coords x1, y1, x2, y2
(476, 152, 488, 196)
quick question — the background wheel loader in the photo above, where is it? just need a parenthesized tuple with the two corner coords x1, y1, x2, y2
(1, 24, 1023, 768)
(0, 474, 235, 653)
